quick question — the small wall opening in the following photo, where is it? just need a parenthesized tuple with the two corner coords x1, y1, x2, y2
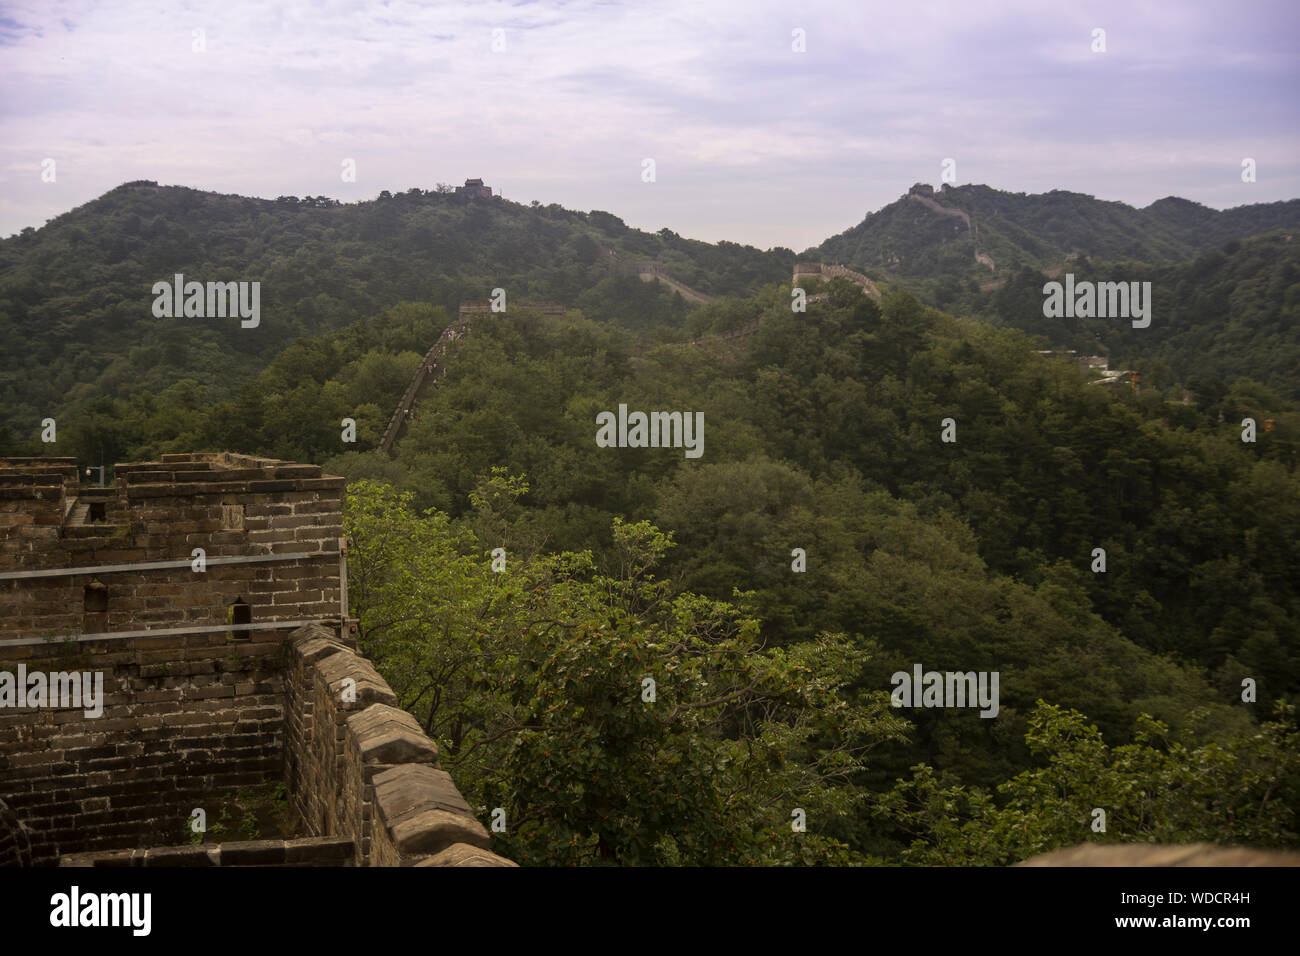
(227, 597, 251, 640)
(87, 501, 107, 523)
(84, 580, 109, 633)
(84, 581, 108, 613)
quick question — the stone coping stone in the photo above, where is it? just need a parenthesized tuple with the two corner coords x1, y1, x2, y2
(283, 836, 355, 866)
(373, 764, 474, 827)
(61, 837, 356, 867)
(295, 636, 348, 665)
(318, 652, 398, 710)
(347, 703, 438, 766)
(59, 848, 140, 867)
(218, 839, 288, 866)
(415, 843, 518, 867)
(143, 845, 220, 867)
(389, 808, 490, 857)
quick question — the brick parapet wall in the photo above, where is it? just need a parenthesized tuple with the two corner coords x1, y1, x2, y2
(283, 623, 513, 867)
(1, 453, 513, 867)
(1, 452, 344, 639)
(0, 628, 291, 865)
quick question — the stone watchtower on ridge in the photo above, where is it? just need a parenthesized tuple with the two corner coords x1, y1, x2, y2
(454, 177, 494, 199)
(0, 452, 512, 867)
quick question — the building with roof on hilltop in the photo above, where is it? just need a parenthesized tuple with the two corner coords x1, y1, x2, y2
(454, 178, 493, 199)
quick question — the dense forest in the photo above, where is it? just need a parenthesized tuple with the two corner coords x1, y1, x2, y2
(4, 182, 1298, 864)
(5, 180, 1299, 450)
(0, 181, 791, 446)
(811, 182, 1300, 279)
(11, 283, 1295, 863)
(959, 233, 1300, 400)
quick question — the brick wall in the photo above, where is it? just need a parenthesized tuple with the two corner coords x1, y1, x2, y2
(0, 453, 340, 863)
(283, 623, 511, 866)
(1, 452, 344, 639)
(0, 796, 33, 866)
(0, 453, 512, 867)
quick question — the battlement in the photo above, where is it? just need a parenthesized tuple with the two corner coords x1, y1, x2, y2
(791, 263, 882, 301)
(0, 454, 511, 867)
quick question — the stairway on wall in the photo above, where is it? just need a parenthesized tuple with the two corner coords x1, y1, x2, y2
(906, 189, 995, 272)
(377, 320, 468, 456)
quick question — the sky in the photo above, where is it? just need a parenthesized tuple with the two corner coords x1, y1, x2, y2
(1, 0, 1297, 251)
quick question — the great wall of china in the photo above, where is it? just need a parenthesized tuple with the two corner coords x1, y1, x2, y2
(792, 262, 882, 301)
(623, 259, 715, 304)
(0, 453, 513, 867)
(907, 185, 996, 272)
(377, 301, 567, 458)
(376, 261, 882, 457)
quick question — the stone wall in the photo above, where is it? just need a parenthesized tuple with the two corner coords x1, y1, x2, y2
(283, 623, 511, 866)
(0, 453, 512, 867)
(1, 626, 289, 864)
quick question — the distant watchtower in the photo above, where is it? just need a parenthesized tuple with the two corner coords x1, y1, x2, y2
(454, 178, 493, 199)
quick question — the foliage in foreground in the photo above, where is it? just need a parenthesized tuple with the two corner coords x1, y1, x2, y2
(877, 701, 1299, 865)
(346, 476, 909, 865)
(347, 476, 1298, 864)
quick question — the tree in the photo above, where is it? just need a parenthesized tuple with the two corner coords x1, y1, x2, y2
(344, 477, 909, 865)
(877, 701, 1299, 865)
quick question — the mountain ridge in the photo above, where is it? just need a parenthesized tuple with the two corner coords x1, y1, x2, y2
(807, 182, 1300, 278)
(3, 178, 1298, 445)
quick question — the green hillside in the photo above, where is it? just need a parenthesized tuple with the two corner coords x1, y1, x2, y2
(968, 232, 1300, 399)
(21, 287, 1298, 857)
(808, 182, 1300, 278)
(0, 180, 791, 445)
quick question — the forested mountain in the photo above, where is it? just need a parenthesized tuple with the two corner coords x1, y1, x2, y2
(5, 179, 1297, 453)
(806, 186, 1300, 401)
(18, 285, 1296, 860)
(968, 233, 1300, 400)
(808, 182, 1300, 279)
(0, 180, 791, 446)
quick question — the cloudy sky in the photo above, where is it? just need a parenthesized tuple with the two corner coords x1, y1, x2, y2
(1, 0, 1297, 250)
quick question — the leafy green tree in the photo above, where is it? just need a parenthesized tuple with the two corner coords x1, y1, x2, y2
(877, 701, 1299, 865)
(344, 477, 909, 865)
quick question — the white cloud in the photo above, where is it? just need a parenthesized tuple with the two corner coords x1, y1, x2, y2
(0, 0, 1295, 249)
